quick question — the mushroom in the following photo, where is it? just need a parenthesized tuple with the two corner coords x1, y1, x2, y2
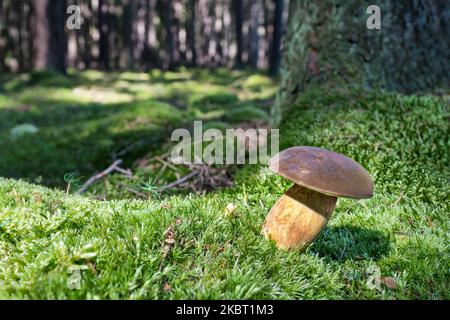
(263, 146, 373, 251)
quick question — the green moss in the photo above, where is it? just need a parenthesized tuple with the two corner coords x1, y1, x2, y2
(188, 92, 239, 112)
(0, 94, 18, 109)
(0, 86, 448, 299)
(29, 70, 74, 88)
(241, 74, 275, 91)
(202, 121, 231, 132)
(225, 105, 270, 123)
(0, 69, 277, 188)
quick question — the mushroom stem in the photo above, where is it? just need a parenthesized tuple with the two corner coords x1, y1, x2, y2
(262, 184, 337, 250)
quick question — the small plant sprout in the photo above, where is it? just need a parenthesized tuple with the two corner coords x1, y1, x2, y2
(140, 177, 160, 199)
(64, 173, 82, 196)
(263, 146, 374, 251)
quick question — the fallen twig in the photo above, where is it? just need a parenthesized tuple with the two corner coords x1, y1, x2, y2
(114, 166, 133, 177)
(76, 160, 123, 194)
(158, 171, 198, 191)
(155, 156, 179, 172)
(390, 190, 405, 207)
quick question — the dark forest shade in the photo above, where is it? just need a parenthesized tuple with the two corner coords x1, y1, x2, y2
(33, 0, 67, 73)
(275, 0, 450, 120)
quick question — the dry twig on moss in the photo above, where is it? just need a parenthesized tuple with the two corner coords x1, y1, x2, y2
(76, 160, 124, 194)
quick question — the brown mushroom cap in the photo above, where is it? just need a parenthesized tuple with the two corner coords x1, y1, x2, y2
(268, 146, 374, 199)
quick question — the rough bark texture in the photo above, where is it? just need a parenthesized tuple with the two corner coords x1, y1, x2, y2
(274, 0, 450, 124)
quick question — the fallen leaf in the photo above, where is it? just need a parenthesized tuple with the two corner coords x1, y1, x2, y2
(161, 203, 172, 209)
(381, 276, 398, 289)
(165, 238, 175, 245)
(225, 203, 237, 216)
(163, 282, 172, 292)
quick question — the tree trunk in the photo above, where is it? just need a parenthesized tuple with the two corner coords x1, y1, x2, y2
(231, 0, 243, 68)
(275, 0, 450, 123)
(158, 0, 174, 70)
(186, 0, 197, 67)
(122, 0, 134, 69)
(81, 0, 93, 69)
(33, 0, 67, 73)
(248, 1, 261, 68)
(98, 0, 110, 70)
(269, 0, 283, 75)
(0, 0, 6, 72)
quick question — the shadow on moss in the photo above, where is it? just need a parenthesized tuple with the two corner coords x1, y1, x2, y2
(310, 225, 391, 261)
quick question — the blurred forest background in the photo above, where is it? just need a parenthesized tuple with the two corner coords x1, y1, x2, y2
(0, 0, 287, 74)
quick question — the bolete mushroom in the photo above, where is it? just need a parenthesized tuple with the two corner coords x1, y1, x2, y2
(263, 146, 373, 251)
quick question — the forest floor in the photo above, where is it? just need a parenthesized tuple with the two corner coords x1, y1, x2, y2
(0, 70, 449, 299)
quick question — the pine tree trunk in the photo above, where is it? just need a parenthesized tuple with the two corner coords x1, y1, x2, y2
(122, 0, 134, 69)
(0, 0, 5, 73)
(81, 0, 93, 69)
(186, 0, 197, 67)
(248, 1, 261, 68)
(269, 0, 283, 75)
(274, 0, 450, 123)
(231, 0, 243, 68)
(98, 0, 110, 70)
(33, 0, 67, 73)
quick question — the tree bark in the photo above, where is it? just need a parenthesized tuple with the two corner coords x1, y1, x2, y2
(269, 0, 283, 75)
(231, 0, 243, 68)
(186, 0, 197, 67)
(158, 0, 174, 70)
(275, 0, 450, 123)
(0, 0, 6, 72)
(33, 0, 67, 73)
(121, 0, 134, 69)
(248, 1, 262, 68)
(98, 0, 110, 70)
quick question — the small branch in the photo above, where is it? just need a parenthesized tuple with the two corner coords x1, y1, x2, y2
(390, 190, 405, 207)
(76, 160, 123, 195)
(158, 171, 198, 191)
(156, 156, 179, 172)
(114, 166, 133, 177)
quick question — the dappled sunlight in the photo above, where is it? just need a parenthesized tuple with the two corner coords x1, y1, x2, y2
(71, 87, 134, 104)
(0, 69, 277, 192)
